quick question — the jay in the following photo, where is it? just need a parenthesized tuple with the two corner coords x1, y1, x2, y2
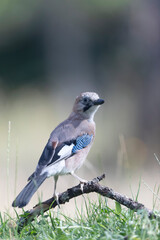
(12, 92, 104, 208)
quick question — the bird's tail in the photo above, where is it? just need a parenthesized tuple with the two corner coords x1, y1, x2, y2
(12, 173, 47, 208)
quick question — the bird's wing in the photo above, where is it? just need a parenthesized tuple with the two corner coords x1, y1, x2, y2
(28, 133, 93, 180)
(49, 133, 93, 166)
(28, 141, 55, 180)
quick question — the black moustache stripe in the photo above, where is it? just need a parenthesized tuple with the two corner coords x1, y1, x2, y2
(83, 104, 92, 112)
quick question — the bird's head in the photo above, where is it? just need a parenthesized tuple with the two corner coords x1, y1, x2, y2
(72, 92, 104, 121)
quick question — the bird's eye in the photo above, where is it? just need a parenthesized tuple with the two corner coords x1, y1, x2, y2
(83, 97, 88, 103)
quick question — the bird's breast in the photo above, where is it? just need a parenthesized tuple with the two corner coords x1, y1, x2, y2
(65, 139, 93, 173)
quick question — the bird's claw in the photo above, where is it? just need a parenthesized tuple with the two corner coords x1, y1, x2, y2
(53, 193, 60, 208)
(80, 180, 87, 193)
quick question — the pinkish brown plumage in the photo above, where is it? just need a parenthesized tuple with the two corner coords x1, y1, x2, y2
(12, 92, 104, 208)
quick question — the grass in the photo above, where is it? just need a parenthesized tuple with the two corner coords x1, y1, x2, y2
(1, 121, 159, 239)
(0, 196, 160, 240)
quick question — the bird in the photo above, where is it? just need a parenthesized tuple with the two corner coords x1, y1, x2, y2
(12, 92, 104, 208)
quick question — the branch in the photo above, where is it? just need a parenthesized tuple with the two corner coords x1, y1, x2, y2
(17, 174, 158, 232)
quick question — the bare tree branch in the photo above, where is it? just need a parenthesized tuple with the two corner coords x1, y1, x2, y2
(17, 174, 158, 232)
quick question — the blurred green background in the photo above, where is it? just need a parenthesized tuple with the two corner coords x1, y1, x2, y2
(0, 0, 160, 214)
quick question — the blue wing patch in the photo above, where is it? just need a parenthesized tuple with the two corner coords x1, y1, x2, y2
(72, 134, 93, 154)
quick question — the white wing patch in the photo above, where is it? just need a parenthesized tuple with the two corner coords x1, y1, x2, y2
(41, 160, 66, 177)
(41, 144, 75, 177)
(58, 144, 74, 160)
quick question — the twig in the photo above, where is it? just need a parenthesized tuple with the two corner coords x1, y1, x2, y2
(17, 174, 158, 232)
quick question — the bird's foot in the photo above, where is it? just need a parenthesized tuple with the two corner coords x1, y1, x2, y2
(80, 179, 88, 193)
(53, 193, 60, 208)
(70, 172, 88, 193)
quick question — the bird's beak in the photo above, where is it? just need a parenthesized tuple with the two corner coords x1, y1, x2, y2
(93, 99, 105, 105)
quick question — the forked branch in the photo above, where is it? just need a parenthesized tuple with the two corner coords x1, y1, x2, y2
(17, 174, 157, 231)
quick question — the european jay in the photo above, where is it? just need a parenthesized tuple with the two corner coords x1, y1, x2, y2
(12, 92, 104, 208)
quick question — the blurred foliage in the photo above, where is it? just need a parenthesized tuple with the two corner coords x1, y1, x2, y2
(0, 0, 131, 90)
(0, 0, 160, 213)
(84, 0, 131, 13)
(0, 0, 160, 172)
